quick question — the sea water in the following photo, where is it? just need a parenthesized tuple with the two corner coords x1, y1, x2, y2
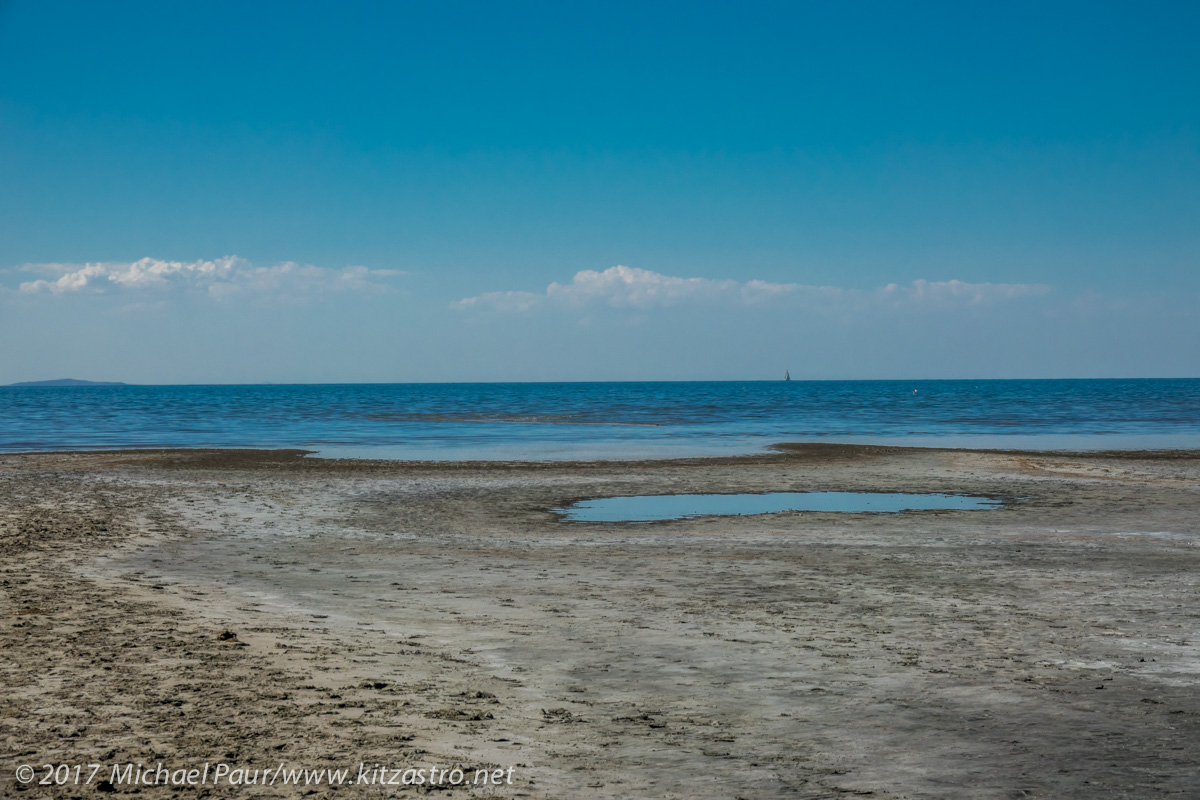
(1, 379, 1199, 459)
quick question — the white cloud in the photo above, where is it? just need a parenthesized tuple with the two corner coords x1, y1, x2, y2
(451, 289, 543, 313)
(877, 278, 1051, 306)
(16, 257, 404, 299)
(452, 265, 803, 311)
(452, 266, 1050, 313)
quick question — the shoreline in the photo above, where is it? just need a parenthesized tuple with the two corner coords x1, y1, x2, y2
(3, 445, 1199, 797)
(4, 438, 1200, 461)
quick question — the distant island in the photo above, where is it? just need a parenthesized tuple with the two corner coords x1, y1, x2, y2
(7, 378, 129, 387)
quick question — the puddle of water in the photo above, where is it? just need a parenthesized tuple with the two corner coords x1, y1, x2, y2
(557, 491, 1002, 523)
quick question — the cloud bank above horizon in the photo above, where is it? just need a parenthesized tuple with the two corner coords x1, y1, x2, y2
(13, 257, 404, 300)
(452, 265, 1051, 313)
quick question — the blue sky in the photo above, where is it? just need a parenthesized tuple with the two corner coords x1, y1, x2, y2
(1, 0, 1197, 382)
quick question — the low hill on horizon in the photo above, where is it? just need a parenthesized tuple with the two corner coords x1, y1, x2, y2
(7, 378, 130, 387)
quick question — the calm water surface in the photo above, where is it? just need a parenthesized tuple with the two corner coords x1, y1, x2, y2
(558, 492, 1003, 523)
(1, 379, 1198, 459)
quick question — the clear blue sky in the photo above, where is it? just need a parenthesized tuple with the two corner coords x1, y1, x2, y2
(1, 0, 1197, 382)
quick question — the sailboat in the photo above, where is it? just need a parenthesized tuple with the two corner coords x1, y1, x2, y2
(784, 370, 791, 381)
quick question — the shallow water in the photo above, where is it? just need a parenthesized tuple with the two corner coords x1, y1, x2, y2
(557, 491, 1003, 522)
(3, 379, 1199, 458)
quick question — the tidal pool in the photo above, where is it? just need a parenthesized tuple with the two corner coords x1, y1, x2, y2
(557, 491, 1002, 523)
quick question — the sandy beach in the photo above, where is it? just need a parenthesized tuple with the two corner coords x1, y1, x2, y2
(3, 444, 1199, 798)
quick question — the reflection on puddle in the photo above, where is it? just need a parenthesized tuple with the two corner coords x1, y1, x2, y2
(558, 491, 1002, 523)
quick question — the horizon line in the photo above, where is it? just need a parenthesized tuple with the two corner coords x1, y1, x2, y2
(7, 376, 1200, 388)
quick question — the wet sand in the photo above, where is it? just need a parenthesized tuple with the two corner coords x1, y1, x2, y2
(2, 444, 1199, 798)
